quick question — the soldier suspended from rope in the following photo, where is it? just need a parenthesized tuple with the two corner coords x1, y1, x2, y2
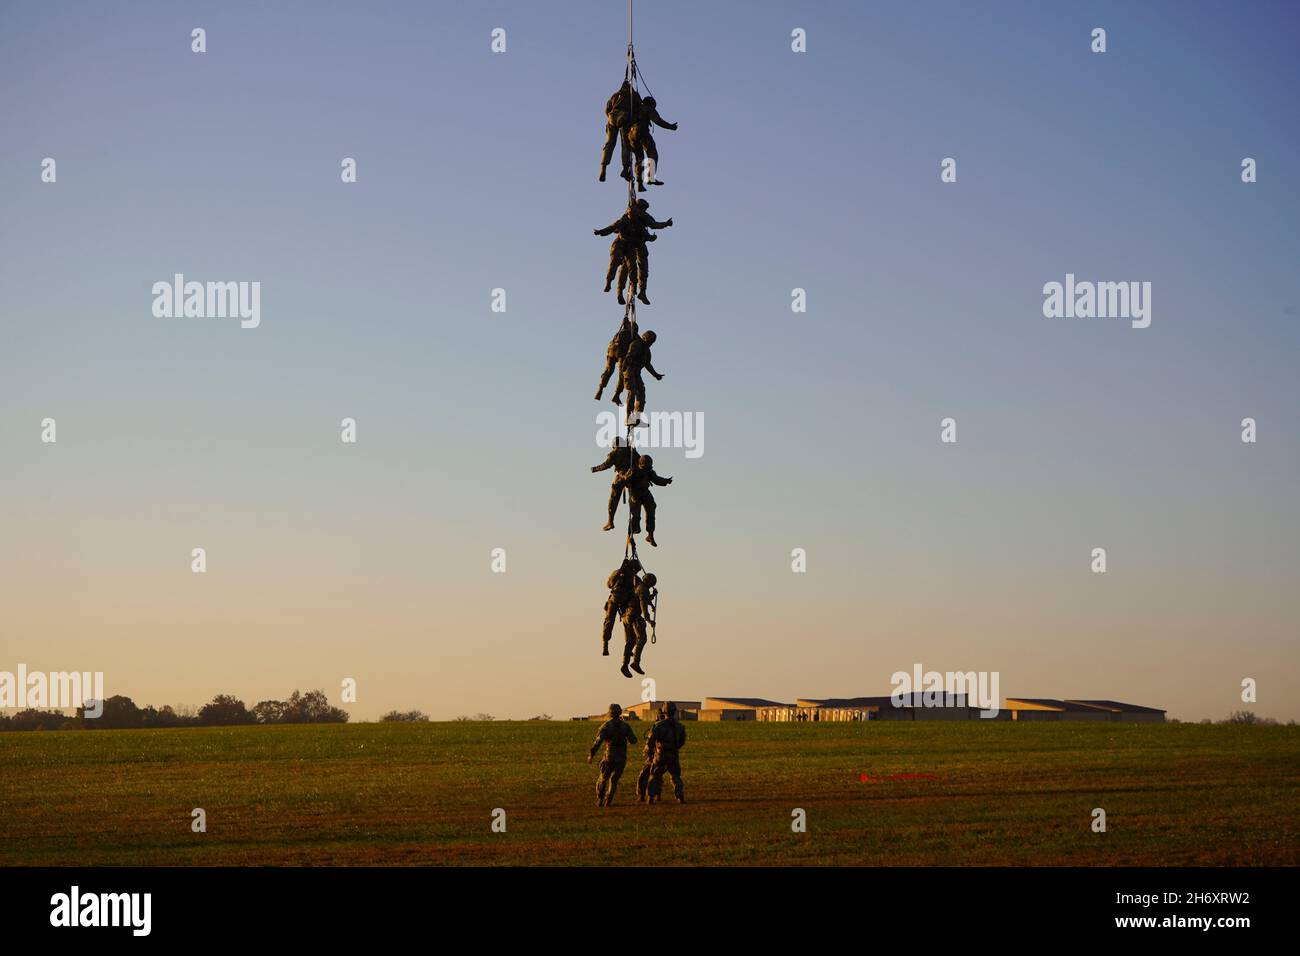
(628, 95, 677, 190)
(625, 453, 672, 548)
(591, 434, 637, 531)
(598, 78, 640, 184)
(595, 198, 672, 306)
(599, 557, 658, 678)
(616, 329, 663, 428)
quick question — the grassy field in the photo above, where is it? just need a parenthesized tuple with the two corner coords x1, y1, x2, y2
(1, 721, 1297, 866)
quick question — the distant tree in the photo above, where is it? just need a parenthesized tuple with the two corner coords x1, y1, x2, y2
(1226, 710, 1258, 725)
(282, 689, 349, 724)
(7, 709, 70, 731)
(81, 696, 143, 729)
(527, 714, 553, 721)
(453, 715, 471, 722)
(380, 710, 429, 722)
(252, 700, 288, 724)
(473, 713, 495, 722)
(198, 694, 255, 726)
(152, 705, 190, 728)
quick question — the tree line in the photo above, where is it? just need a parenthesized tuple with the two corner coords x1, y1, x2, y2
(0, 689, 349, 731)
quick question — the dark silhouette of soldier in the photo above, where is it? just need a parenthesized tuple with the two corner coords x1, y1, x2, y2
(628, 96, 678, 189)
(595, 316, 637, 401)
(645, 701, 687, 803)
(591, 436, 637, 531)
(587, 703, 637, 806)
(596, 200, 671, 306)
(627, 571, 657, 673)
(626, 454, 672, 547)
(599, 81, 641, 183)
(620, 330, 662, 426)
(636, 706, 666, 801)
(626, 199, 672, 304)
(600, 557, 640, 657)
(595, 212, 641, 299)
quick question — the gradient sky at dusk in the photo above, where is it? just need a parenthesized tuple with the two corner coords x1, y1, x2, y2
(2, 1, 1297, 722)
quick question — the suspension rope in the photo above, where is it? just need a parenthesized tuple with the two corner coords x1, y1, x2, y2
(615, 0, 652, 641)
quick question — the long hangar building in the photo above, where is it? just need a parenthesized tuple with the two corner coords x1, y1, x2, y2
(583, 696, 1165, 723)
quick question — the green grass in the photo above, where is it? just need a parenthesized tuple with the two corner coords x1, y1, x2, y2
(1, 721, 1296, 865)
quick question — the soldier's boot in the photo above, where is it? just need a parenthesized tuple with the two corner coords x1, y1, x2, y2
(617, 289, 626, 305)
(620, 650, 634, 678)
(602, 520, 615, 531)
(598, 163, 607, 182)
(645, 532, 658, 547)
(601, 639, 610, 657)
(631, 639, 646, 674)
(637, 290, 650, 305)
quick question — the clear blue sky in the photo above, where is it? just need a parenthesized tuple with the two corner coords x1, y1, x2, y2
(1, 1, 1297, 721)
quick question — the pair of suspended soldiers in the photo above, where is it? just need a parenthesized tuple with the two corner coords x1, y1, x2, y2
(594, 314, 661, 427)
(591, 435, 672, 547)
(599, 556, 658, 678)
(595, 197, 672, 306)
(598, 79, 678, 190)
(587, 701, 687, 806)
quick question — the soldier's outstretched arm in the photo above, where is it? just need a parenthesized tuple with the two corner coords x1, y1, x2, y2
(594, 221, 620, 236)
(650, 471, 672, 487)
(651, 109, 678, 131)
(645, 360, 663, 380)
(591, 450, 616, 473)
(644, 216, 671, 229)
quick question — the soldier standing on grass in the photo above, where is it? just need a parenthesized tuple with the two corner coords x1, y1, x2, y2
(587, 703, 638, 807)
(645, 701, 687, 804)
(636, 707, 666, 801)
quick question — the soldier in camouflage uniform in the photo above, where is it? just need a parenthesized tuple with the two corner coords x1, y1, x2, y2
(615, 224, 655, 305)
(595, 316, 637, 402)
(587, 703, 638, 806)
(628, 96, 678, 189)
(626, 454, 673, 548)
(645, 701, 687, 803)
(626, 571, 657, 674)
(591, 436, 637, 531)
(620, 329, 663, 427)
(626, 199, 672, 305)
(617, 584, 645, 679)
(600, 557, 640, 658)
(636, 706, 666, 801)
(594, 212, 644, 301)
(598, 81, 640, 183)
